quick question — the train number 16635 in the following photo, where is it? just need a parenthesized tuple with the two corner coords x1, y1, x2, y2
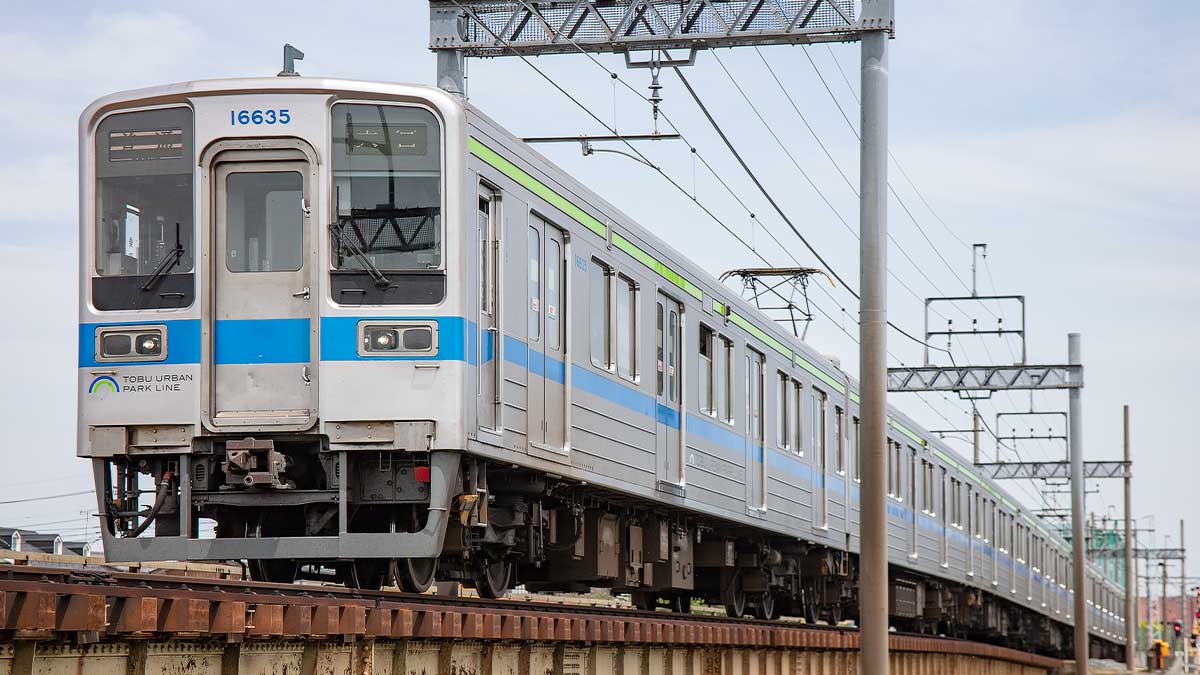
(230, 109, 291, 126)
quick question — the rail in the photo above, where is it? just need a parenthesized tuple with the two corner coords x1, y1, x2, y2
(0, 564, 1064, 674)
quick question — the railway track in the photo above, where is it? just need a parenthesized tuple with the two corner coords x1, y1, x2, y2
(0, 564, 1061, 671)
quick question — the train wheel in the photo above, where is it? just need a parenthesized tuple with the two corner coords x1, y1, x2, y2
(753, 591, 780, 620)
(724, 589, 747, 618)
(345, 559, 389, 590)
(396, 558, 438, 594)
(248, 559, 299, 584)
(722, 572, 747, 618)
(473, 557, 513, 599)
(669, 593, 692, 614)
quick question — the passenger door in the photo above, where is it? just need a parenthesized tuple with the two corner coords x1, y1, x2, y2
(812, 388, 828, 528)
(655, 292, 683, 491)
(477, 186, 500, 432)
(526, 216, 567, 452)
(744, 348, 765, 510)
(209, 155, 317, 429)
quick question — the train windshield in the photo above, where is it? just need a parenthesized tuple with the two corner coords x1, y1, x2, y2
(94, 107, 194, 279)
(331, 104, 442, 271)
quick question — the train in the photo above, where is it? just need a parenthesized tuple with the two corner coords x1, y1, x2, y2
(77, 76, 1125, 659)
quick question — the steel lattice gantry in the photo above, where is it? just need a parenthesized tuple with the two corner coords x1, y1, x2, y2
(1135, 548, 1186, 561)
(974, 460, 1130, 481)
(886, 364, 1083, 393)
(429, 0, 878, 57)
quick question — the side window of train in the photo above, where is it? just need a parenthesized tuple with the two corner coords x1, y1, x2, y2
(667, 306, 680, 402)
(834, 407, 845, 474)
(527, 226, 541, 342)
(746, 348, 764, 443)
(889, 440, 903, 500)
(615, 274, 637, 381)
(590, 259, 611, 369)
(886, 441, 894, 498)
(792, 379, 804, 456)
(920, 460, 934, 514)
(851, 417, 861, 481)
(699, 325, 715, 415)
(811, 388, 827, 470)
(656, 304, 664, 394)
(547, 234, 564, 352)
(776, 371, 790, 451)
(908, 447, 917, 510)
(478, 189, 495, 317)
(719, 335, 735, 424)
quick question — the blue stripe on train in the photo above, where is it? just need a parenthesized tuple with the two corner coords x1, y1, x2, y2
(79, 318, 311, 366)
(215, 318, 309, 364)
(319, 316, 466, 361)
(79, 319, 202, 367)
(81, 319, 1060, 585)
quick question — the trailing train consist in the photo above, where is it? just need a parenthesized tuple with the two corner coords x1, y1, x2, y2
(78, 77, 1125, 658)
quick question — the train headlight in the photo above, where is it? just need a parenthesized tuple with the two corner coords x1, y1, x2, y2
(364, 327, 400, 352)
(95, 325, 167, 362)
(136, 333, 162, 356)
(357, 321, 438, 357)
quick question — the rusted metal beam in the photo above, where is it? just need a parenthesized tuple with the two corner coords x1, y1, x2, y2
(0, 564, 1064, 672)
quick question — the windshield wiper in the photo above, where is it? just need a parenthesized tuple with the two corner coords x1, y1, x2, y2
(330, 217, 390, 288)
(140, 222, 185, 293)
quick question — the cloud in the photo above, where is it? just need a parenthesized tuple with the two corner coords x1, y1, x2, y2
(893, 104, 1200, 233)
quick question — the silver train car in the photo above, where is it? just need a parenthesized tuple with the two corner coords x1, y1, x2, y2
(78, 77, 1125, 658)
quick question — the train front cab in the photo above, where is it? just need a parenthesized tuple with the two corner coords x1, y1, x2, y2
(77, 80, 470, 585)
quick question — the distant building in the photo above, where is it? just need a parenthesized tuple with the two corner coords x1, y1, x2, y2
(0, 527, 36, 552)
(1137, 596, 1198, 625)
(63, 541, 93, 557)
(0, 528, 85, 557)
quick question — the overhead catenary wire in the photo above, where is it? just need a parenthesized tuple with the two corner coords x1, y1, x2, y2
(795, 46, 977, 299)
(0, 490, 92, 506)
(824, 44, 975, 253)
(712, 50, 956, 320)
(449, 1, 950, 358)
(451, 5, 1050, 502)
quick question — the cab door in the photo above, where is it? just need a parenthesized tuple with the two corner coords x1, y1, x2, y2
(207, 149, 317, 429)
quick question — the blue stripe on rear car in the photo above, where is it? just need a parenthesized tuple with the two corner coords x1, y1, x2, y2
(215, 318, 310, 364)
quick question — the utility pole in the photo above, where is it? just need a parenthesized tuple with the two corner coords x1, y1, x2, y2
(1163, 561, 1169, 642)
(972, 408, 981, 464)
(858, 1, 893, 671)
(1182, 519, 1188, 668)
(1124, 404, 1135, 670)
(430, 6, 466, 96)
(1069, 333, 1088, 671)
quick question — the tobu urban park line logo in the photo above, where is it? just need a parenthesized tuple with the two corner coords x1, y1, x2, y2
(86, 372, 193, 395)
(88, 375, 120, 394)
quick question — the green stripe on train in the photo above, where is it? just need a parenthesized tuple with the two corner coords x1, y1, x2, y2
(472, 137, 1040, 530)
(611, 232, 703, 300)
(470, 136, 701, 301)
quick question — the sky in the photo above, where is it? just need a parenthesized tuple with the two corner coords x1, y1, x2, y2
(0, 2, 1196, 583)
